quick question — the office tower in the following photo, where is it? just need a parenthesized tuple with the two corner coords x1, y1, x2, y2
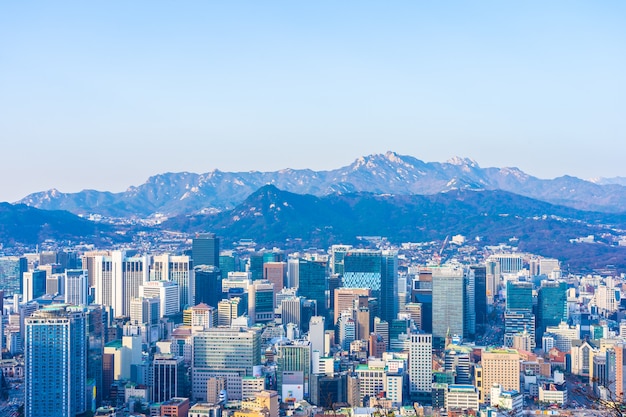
(81, 250, 109, 287)
(217, 297, 245, 326)
(374, 317, 389, 349)
(479, 349, 520, 403)
(0, 256, 27, 296)
(86, 305, 105, 407)
(286, 258, 299, 288)
(411, 269, 433, 333)
(356, 306, 370, 341)
(330, 245, 352, 276)
(281, 296, 304, 328)
(342, 249, 397, 323)
(337, 311, 356, 350)
(369, 333, 386, 358)
(487, 254, 524, 274)
(380, 250, 399, 324)
(250, 280, 275, 324)
(504, 280, 535, 348)
(153, 354, 187, 403)
(191, 327, 261, 400)
(432, 266, 465, 348)
(409, 333, 433, 401)
(130, 296, 160, 325)
(263, 262, 286, 294)
(334, 288, 371, 325)
(276, 340, 312, 397)
(464, 267, 476, 339)
(46, 273, 64, 296)
(25, 305, 88, 417)
(23, 270, 46, 303)
(248, 253, 264, 280)
(151, 254, 194, 309)
(403, 303, 423, 330)
(194, 265, 222, 307)
(444, 345, 472, 384)
(193, 233, 220, 267)
(93, 251, 149, 318)
(504, 311, 536, 349)
(471, 265, 487, 326)
(506, 280, 532, 311)
(65, 269, 89, 306)
(186, 303, 217, 329)
(536, 281, 567, 346)
(297, 258, 327, 317)
(139, 280, 180, 318)
(309, 316, 326, 356)
(220, 251, 238, 277)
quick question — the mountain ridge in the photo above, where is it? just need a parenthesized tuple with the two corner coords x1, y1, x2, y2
(16, 151, 626, 217)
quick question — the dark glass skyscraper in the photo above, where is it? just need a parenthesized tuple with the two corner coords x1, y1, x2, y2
(536, 280, 568, 345)
(192, 233, 220, 267)
(506, 281, 533, 311)
(471, 265, 487, 326)
(298, 259, 327, 317)
(194, 265, 222, 307)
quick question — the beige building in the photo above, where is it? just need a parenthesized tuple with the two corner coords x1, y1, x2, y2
(476, 349, 520, 403)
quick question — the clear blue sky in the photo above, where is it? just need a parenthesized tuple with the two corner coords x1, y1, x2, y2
(1, 1, 625, 202)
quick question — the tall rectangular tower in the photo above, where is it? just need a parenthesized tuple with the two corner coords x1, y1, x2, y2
(432, 266, 465, 348)
(409, 333, 433, 401)
(192, 233, 220, 267)
(25, 305, 88, 417)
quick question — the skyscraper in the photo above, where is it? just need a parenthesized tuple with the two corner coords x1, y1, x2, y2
(65, 269, 89, 306)
(432, 266, 465, 348)
(25, 305, 88, 417)
(23, 270, 46, 303)
(409, 333, 433, 402)
(151, 254, 194, 309)
(192, 233, 220, 267)
(471, 265, 488, 326)
(194, 265, 222, 307)
(536, 281, 568, 346)
(297, 258, 327, 317)
(343, 249, 398, 323)
(93, 251, 149, 318)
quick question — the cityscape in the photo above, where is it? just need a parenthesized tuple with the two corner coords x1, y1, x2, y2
(2, 2, 626, 417)
(0, 224, 625, 417)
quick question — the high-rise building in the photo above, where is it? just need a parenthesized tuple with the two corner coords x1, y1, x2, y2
(333, 288, 371, 325)
(191, 327, 261, 401)
(478, 348, 520, 403)
(506, 281, 532, 311)
(409, 333, 433, 401)
(0, 256, 28, 296)
(139, 280, 180, 318)
(193, 233, 220, 267)
(297, 259, 327, 317)
(130, 297, 160, 325)
(23, 270, 46, 303)
(263, 262, 285, 294)
(65, 269, 89, 306)
(194, 265, 222, 307)
(281, 296, 304, 328)
(25, 305, 88, 417)
(308, 316, 326, 356)
(153, 354, 187, 403)
(536, 281, 568, 346)
(471, 265, 488, 326)
(432, 266, 465, 348)
(151, 254, 194, 309)
(250, 280, 275, 324)
(217, 297, 245, 327)
(93, 251, 149, 318)
(342, 250, 398, 324)
(276, 340, 312, 397)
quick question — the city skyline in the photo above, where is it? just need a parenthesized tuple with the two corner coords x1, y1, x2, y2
(1, 2, 626, 202)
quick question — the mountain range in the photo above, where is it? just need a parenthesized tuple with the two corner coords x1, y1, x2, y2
(164, 185, 626, 272)
(17, 151, 626, 217)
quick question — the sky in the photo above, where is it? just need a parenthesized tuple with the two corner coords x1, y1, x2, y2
(1, 1, 625, 202)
